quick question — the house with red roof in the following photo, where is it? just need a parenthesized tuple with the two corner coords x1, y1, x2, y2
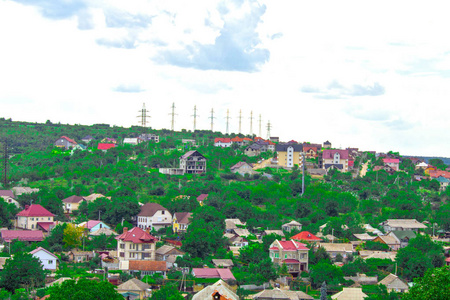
(322, 149, 349, 172)
(192, 268, 236, 281)
(230, 161, 255, 176)
(54, 136, 77, 150)
(196, 194, 208, 206)
(30, 247, 58, 271)
(291, 231, 323, 242)
(62, 195, 86, 213)
(231, 136, 244, 146)
(78, 220, 111, 233)
(116, 227, 158, 262)
(269, 239, 309, 276)
(1, 230, 44, 243)
(16, 204, 55, 231)
(120, 260, 168, 278)
(303, 145, 318, 158)
(429, 170, 450, 180)
(383, 158, 400, 171)
(214, 138, 232, 147)
(97, 143, 116, 151)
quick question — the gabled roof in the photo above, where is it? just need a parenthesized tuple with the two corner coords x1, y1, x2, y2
(90, 227, 117, 236)
(192, 279, 238, 300)
(180, 150, 205, 160)
(37, 222, 55, 232)
(436, 176, 450, 183)
(174, 212, 193, 224)
(116, 227, 157, 244)
(155, 245, 184, 256)
(30, 247, 58, 259)
(389, 230, 416, 240)
(378, 273, 408, 289)
(0, 190, 14, 198)
(84, 220, 102, 229)
(252, 288, 314, 300)
(231, 136, 244, 142)
(383, 158, 400, 164)
(82, 135, 93, 140)
(374, 235, 399, 245)
(128, 260, 167, 271)
(197, 194, 208, 201)
(273, 239, 309, 251)
(276, 144, 303, 152)
(17, 204, 55, 217)
(230, 161, 252, 170)
(138, 203, 168, 217)
(192, 268, 236, 280)
(118, 278, 151, 291)
(58, 136, 77, 144)
(97, 143, 116, 150)
(214, 138, 232, 143)
(331, 288, 368, 300)
(318, 243, 353, 253)
(382, 219, 427, 229)
(1, 230, 44, 242)
(62, 195, 85, 204)
(84, 193, 110, 201)
(291, 231, 322, 242)
(212, 259, 234, 268)
(283, 221, 302, 227)
(353, 233, 375, 241)
(429, 170, 450, 179)
(225, 219, 245, 230)
(323, 149, 349, 159)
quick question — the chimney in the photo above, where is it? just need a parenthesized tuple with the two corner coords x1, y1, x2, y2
(146, 227, 150, 234)
(25, 205, 29, 210)
(123, 227, 128, 233)
(281, 237, 286, 241)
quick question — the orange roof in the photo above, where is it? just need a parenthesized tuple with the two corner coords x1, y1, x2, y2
(231, 137, 243, 142)
(291, 231, 322, 241)
(128, 260, 167, 271)
(429, 170, 450, 179)
(60, 136, 77, 144)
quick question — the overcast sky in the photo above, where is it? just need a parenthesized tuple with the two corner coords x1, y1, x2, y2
(1, 0, 449, 157)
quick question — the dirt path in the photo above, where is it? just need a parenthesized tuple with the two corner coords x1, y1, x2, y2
(360, 161, 369, 177)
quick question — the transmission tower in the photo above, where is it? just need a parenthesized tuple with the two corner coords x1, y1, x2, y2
(249, 111, 254, 135)
(238, 109, 242, 133)
(209, 108, 216, 132)
(258, 114, 262, 137)
(266, 120, 272, 139)
(225, 109, 231, 134)
(137, 103, 150, 127)
(2, 139, 7, 188)
(168, 103, 177, 131)
(192, 105, 199, 131)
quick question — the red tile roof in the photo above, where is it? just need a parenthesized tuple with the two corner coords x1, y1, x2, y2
(128, 260, 167, 271)
(291, 231, 322, 242)
(60, 136, 77, 144)
(62, 195, 85, 203)
(192, 268, 236, 280)
(165, 239, 182, 247)
(383, 158, 400, 164)
(85, 220, 101, 229)
(277, 240, 309, 251)
(37, 222, 55, 232)
(214, 138, 232, 143)
(243, 138, 253, 141)
(303, 146, 317, 152)
(282, 259, 300, 264)
(322, 149, 349, 159)
(231, 137, 244, 142)
(348, 160, 354, 167)
(116, 227, 157, 244)
(97, 143, 116, 150)
(0, 190, 14, 198)
(197, 194, 208, 201)
(1, 230, 44, 242)
(429, 170, 450, 179)
(17, 204, 55, 217)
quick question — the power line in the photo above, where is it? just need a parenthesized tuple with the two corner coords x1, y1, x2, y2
(238, 109, 242, 133)
(258, 114, 262, 137)
(191, 105, 199, 131)
(137, 103, 150, 127)
(249, 111, 254, 135)
(209, 108, 216, 132)
(168, 103, 177, 131)
(225, 109, 231, 134)
(266, 120, 272, 139)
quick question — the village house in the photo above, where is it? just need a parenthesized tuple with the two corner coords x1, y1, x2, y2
(378, 273, 409, 293)
(179, 150, 207, 174)
(230, 161, 256, 176)
(192, 279, 238, 300)
(97, 143, 116, 151)
(331, 288, 368, 300)
(214, 137, 232, 147)
(323, 140, 332, 149)
(89, 227, 118, 237)
(383, 158, 400, 171)
(282, 221, 302, 232)
(123, 138, 139, 145)
(78, 220, 110, 233)
(62, 195, 86, 213)
(1, 230, 44, 243)
(291, 231, 322, 243)
(101, 137, 117, 144)
(373, 165, 396, 174)
(137, 203, 172, 231)
(120, 260, 167, 278)
(192, 268, 236, 281)
(373, 235, 400, 251)
(117, 278, 151, 300)
(303, 145, 318, 158)
(155, 245, 184, 268)
(387, 231, 416, 248)
(54, 136, 77, 149)
(212, 259, 234, 269)
(11, 187, 39, 196)
(269, 239, 309, 276)
(245, 144, 262, 157)
(380, 219, 427, 232)
(30, 247, 58, 271)
(67, 250, 95, 263)
(16, 204, 55, 231)
(0, 190, 20, 208)
(317, 243, 354, 260)
(81, 135, 94, 143)
(276, 144, 304, 168)
(437, 176, 450, 191)
(139, 133, 159, 143)
(225, 219, 246, 233)
(116, 227, 157, 262)
(252, 288, 314, 300)
(231, 136, 244, 146)
(172, 212, 193, 233)
(322, 149, 350, 172)
(196, 194, 208, 206)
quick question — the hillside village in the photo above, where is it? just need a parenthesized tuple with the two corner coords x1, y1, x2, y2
(0, 119, 449, 299)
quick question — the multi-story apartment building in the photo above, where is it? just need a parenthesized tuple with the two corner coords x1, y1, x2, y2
(137, 203, 172, 231)
(269, 239, 309, 277)
(116, 227, 157, 261)
(322, 149, 349, 172)
(16, 204, 55, 231)
(276, 144, 304, 168)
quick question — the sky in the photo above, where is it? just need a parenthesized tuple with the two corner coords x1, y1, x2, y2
(0, 0, 449, 157)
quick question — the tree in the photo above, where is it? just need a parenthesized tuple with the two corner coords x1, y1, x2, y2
(63, 223, 84, 249)
(150, 285, 184, 300)
(309, 261, 344, 289)
(403, 266, 450, 300)
(47, 278, 122, 300)
(0, 252, 46, 292)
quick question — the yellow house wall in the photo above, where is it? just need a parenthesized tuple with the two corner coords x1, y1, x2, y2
(277, 151, 303, 167)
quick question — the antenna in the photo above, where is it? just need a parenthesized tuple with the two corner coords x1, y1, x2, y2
(209, 108, 216, 132)
(249, 111, 254, 135)
(225, 109, 231, 134)
(238, 110, 242, 133)
(192, 105, 199, 131)
(259, 114, 262, 137)
(266, 120, 272, 139)
(169, 103, 177, 131)
(137, 103, 150, 127)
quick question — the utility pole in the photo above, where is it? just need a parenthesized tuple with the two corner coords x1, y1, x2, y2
(225, 109, 231, 134)
(169, 103, 177, 131)
(137, 103, 149, 127)
(249, 111, 254, 135)
(238, 110, 242, 133)
(192, 105, 199, 131)
(266, 120, 272, 139)
(2, 138, 7, 188)
(301, 152, 305, 197)
(209, 108, 215, 132)
(258, 114, 262, 137)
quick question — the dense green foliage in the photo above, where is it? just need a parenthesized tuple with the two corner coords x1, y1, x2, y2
(47, 278, 122, 300)
(0, 252, 46, 292)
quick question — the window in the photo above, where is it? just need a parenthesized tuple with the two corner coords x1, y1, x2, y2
(31, 218, 34, 221)
(32, 225, 34, 229)
(162, 211, 165, 215)
(284, 254, 288, 259)
(275, 253, 279, 258)
(49, 260, 53, 264)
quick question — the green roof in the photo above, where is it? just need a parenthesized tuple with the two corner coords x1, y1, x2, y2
(391, 230, 416, 240)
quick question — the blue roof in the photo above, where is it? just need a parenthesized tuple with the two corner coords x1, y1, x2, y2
(436, 176, 450, 183)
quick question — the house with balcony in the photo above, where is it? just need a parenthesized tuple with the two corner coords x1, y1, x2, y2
(179, 150, 207, 174)
(16, 204, 55, 231)
(116, 227, 157, 262)
(322, 149, 349, 172)
(383, 158, 400, 171)
(269, 239, 309, 277)
(137, 203, 172, 231)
